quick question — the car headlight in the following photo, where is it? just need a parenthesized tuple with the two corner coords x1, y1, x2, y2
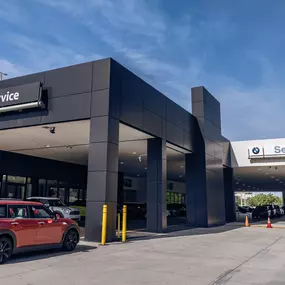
(64, 209, 71, 214)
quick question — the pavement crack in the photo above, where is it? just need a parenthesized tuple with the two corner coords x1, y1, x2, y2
(209, 235, 284, 285)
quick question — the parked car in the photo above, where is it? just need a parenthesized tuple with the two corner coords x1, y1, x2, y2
(281, 206, 285, 216)
(252, 205, 272, 219)
(236, 206, 252, 222)
(264, 205, 275, 217)
(0, 200, 80, 264)
(273, 205, 282, 217)
(241, 206, 253, 213)
(27, 197, 81, 221)
(167, 204, 186, 217)
(70, 200, 86, 218)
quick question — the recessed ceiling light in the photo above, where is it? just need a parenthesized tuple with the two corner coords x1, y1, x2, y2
(45, 145, 50, 148)
(132, 152, 137, 155)
(258, 168, 261, 171)
(265, 173, 269, 175)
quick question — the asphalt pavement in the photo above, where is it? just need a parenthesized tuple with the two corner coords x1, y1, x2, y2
(1, 225, 285, 285)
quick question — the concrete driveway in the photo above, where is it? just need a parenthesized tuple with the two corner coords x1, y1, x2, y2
(1, 225, 285, 285)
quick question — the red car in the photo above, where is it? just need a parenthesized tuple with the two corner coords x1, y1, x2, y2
(0, 200, 80, 264)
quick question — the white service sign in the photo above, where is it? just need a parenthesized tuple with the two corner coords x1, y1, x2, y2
(249, 144, 285, 157)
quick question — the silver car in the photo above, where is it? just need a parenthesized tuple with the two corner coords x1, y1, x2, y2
(27, 197, 81, 221)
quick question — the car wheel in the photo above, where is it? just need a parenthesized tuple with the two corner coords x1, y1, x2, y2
(62, 230, 78, 251)
(0, 236, 13, 264)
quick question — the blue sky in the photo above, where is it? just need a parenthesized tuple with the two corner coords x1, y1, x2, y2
(1, 0, 285, 141)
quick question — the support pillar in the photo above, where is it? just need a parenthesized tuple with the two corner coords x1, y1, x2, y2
(185, 150, 208, 227)
(117, 172, 124, 207)
(85, 116, 119, 242)
(146, 138, 167, 232)
(224, 167, 236, 222)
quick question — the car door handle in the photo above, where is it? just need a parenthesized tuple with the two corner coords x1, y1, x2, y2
(11, 222, 19, 226)
(38, 222, 45, 225)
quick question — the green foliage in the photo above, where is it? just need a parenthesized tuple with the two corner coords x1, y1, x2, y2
(247, 194, 283, 207)
(235, 196, 241, 205)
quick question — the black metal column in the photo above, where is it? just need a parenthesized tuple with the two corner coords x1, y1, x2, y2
(146, 138, 167, 232)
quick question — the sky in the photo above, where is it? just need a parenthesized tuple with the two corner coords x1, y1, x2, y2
(1, 0, 285, 141)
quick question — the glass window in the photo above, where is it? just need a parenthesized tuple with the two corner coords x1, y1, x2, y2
(19, 185, 25, 200)
(26, 184, 32, 199)
(7, 176, 26, 184)
(58, 188, 66, 203)
(8, 205, 29, 219)
(166, 192, 170, 204)
(48, 199, 65, 207)
(39, 179, 46, 196)
(69, 189, 78, 203)
(79, 189, 86, 200)
(6, 185, 17, 198)
(177, 194, 181, 204)
(30, 206, 51, 219)
(170, 192, 175, 204)
(181, 194, 185, 204)
(124, 190, 137, 202)
(47, 180, 58, 197)
(47, 187, 57, 198)
(1, 175, 6, 198)
(0, 206, 6, 218)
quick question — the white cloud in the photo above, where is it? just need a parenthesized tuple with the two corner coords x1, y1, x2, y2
(0, 59, 28, 78)
(2, 32, 104, 77)
(3, 0, 285, 141)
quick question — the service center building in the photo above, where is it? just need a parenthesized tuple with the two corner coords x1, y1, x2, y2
(0, 58, 235, 241)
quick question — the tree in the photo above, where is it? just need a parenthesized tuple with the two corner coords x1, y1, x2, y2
(247, 193, 282, 207)
(235, 196, 241, 206)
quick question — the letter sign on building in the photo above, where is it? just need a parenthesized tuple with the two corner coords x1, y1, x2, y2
(0, 82, 44, 113)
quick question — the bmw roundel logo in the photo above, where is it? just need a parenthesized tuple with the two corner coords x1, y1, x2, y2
(252, 147, 260, 155)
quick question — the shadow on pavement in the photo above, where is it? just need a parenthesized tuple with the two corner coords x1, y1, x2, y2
(125, 224, 244, 242)
(7, 244, 97, 264)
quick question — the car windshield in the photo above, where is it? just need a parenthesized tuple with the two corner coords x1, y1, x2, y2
(48, 199, 65, 207)
(256, 206, 268, 210)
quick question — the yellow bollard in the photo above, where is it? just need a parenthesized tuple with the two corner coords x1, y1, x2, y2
(117, 213, 121, 238)
(101, 205, 108, 245)
(245, 215, 249, 227)
(122, 205, 127, 242)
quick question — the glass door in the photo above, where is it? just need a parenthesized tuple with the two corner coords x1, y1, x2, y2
(6, 184, 25, 199)
(6, 176, 26, 199)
